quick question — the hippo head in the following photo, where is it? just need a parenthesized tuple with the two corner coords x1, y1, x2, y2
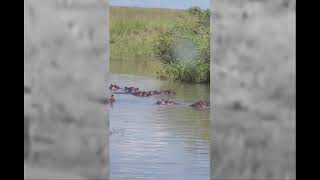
(156, 99, 167, 106)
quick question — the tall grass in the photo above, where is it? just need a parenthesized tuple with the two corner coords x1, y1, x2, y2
(110, 7, 210, 83)
(110, 7, 184, 61)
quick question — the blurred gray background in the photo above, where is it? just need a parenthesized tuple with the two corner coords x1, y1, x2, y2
(210, 0, 296, 179)
(24, 0, 109, 179)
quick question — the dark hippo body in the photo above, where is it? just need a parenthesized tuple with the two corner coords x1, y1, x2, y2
(155, 100, 209, 110)
(117, 87, 176, 97)
(108, 84, 209, 111)
(132, 91, 148, 97)
(158, 90, 176, 96)
(190, 100, 210, 110)
(106, 95, 115, 104)
(124, 87, 139, 93)
(109, 84, 120, 91)
(156, 99, 179, 106)
(132, 90, 158, 97)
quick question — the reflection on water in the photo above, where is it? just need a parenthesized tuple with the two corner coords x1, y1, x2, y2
(109, 73, 210, 180)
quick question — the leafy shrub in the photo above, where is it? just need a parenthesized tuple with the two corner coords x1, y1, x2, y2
(153, 7, 210, 83)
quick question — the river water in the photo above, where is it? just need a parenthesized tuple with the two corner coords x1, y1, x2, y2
(109, 59, 210, 180)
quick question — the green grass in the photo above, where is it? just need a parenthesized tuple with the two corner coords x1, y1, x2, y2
(110, 7, 184, 61)
(153, 7, 210, 64)
(153, 8, 210, 83)
(110, 7, 210, 83)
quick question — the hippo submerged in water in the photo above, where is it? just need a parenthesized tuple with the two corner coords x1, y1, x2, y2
(107, 83, 209, 110)
(155, 99, 209, 110)
(190, 100, 210, 110)
(109, 83, 176, 97)
(159, 90, 176, 96)
(156, 99, 179, 106)
(105, 95, 115, 104)
(132, 90, 158, 97)
(109, 84, 120, 91)
(131, 89, 175, 97)
(124, 87, 139, 93)
(145, 90, 176, 96)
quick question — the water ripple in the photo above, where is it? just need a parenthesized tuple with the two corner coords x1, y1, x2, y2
(110, 74, 210, 180)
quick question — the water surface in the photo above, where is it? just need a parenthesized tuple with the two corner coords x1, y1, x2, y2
(109, 60, 210, 180)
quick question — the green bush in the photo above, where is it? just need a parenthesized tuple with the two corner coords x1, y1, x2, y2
(153, 31, 176, 63)
(158, 60, 209, 83)
(153, 7, 210, 83)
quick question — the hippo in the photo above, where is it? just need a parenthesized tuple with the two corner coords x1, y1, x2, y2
(131, 91, 139, 96)
(190, 100, 210, 110)
(131, 91, 143, 97)
(156, 99, 178, 106)
(153, 91, 161, 95)
(127, 88, 175, 97)
(159, 90, 176, 96)
(147, 91, 157, 96)
(109, 84, 120, 91)
(132, 91, 152, 97)
(131, 91, 140, 96)
(140, 91, 147, 97)
(142, 91, 151, 97)
(146, 91, 158, 97)
(124, 87, 139, 93)
(106, 95, 115, 104)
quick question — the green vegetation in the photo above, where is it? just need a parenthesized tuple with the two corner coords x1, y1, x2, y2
(110, 7, 183, 60)
(153, 7, 210, 83)
(110, 7, 210, 83)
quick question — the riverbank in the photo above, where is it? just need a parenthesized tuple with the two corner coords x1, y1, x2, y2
(110, 6, 210, 83)
(110, 7, 184, 62)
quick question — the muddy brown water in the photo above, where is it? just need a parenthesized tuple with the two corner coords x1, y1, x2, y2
(109, 59, 210, 180)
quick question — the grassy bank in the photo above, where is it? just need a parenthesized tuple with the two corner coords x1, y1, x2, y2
(153, 7, 210, 83)
(110, 7, 184, 61)
(110, 7, 210, 83)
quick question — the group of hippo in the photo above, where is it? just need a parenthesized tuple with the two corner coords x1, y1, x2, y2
(110, 85, 176, 97)
(107, 84, 210, 110)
